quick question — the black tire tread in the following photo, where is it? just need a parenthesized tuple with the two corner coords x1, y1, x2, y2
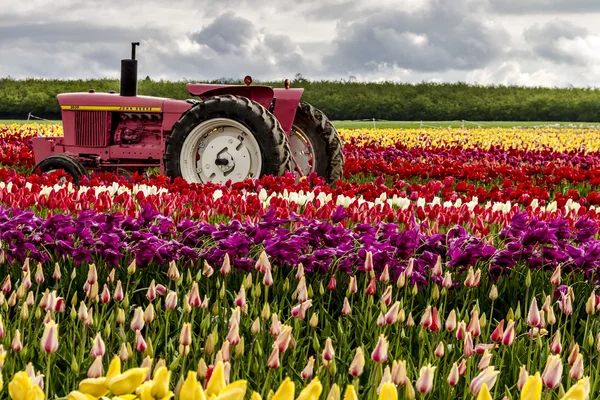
(33, 155, 88, 186)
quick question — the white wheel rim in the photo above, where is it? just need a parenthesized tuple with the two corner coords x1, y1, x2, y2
(180, 118, 262, 184)
(289, 126, 316, 177)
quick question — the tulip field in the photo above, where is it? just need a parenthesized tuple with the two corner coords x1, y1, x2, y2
(2, 123, 600, 400)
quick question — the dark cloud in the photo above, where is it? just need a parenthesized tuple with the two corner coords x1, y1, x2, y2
(324, 1, 509, 74)
(524, 20, 589, 65)
(489, 0, 600, 13)
(190, 12, 256, 55)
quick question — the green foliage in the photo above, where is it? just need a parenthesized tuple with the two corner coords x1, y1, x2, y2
(2, 77, 600, 121)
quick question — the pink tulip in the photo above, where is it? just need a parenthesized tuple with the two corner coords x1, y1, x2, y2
(527, 297, 541, 328)
(234, 286, 246, 308)
(380, 264, 390, 283)
(456, 321, 466, 341)
(470, 367, 500, 395)
(464, 332, 474, 358)
(263, 267, 274, 287)
(475, 344, 495, 355)
(90, 333, 105, 358)
(570, 354, 584, 380)
(490, 320, 505, 343)
(376, 312, 385, 327)
(130, 307, 145, 331)
(78, 302, 88, 322)
(366, 276, 377, 295)
(432, 256, 443, 277)
(380, 285, 392, 306)
(270, 314, 281, 336)
(22, 271, 31, 290)
(517, 366, 529, 391)
(420, 306, 433, 329)
(342, 298, 352, 316)
(560, 292, 573, 315)
(113, 281, 124, 302)
(364, 251, 374, 272)
(429, 307, 441, 332)
(434, 342, 445, 358)
(87, 264, 97, 285)
(349, 275, 358, 294)
(267, 346, 280, 368)
(415, 364, 436, 394)
(135, 330, 147, 352)
(275, 326, 293, 353)
(54, 297, 65, 312)
(568, 344, 580, 366)
(34, 263, 44, 284)
(40, 320, 58, 354)
(165, 291, 177, 310)
(1, 276, 10, 293)
(295, 263, 304, 280)
(447, 362, 460, 386)
(100, 284, 110, 304)
(297, 278, 308, 302)
(87, 356, 103, 378)
(146, 280, 156, 301)
(155, 284, 166, 296)
(550, 331, 562, 354)
(458, 359, 467, 376)
(322, 337, 335, 362)
(119, 343, 129, 362)
(446, 310, 457, 332)
(255, 251, 271, 274)
(550, 265, 561, 285)
(541, 355, 563, 389)
(405, 258, 414, 277)
(442, 271, 453, 289)
(11, 329, 22, 352)
(385, 301, 400, 325)
(200, 296, 209, 309)
(220, 340, 231, 362)
(478, 350, 492, 371)
(180, 322, 192, 346)
(468, 310, 481, 337)
(167, 261, 180, 280)
(349, 347, 365, 377)
(301, 356, 314, 380)
(203, 260, 214, 277)
(220, 253, 231, 276)
(327, 275, 337, 291)
(502, 320, 515, 346)
(371, 334, 389, 363)
(188, 282, 201, 307)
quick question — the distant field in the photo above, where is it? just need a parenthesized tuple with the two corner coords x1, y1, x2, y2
(3, 119, 600, 129)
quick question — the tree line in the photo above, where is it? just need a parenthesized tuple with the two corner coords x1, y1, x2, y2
(1, 77, 600, 121)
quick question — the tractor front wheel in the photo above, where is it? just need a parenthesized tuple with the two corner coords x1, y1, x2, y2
(289, 101, 344, 185)
(33, 155, 88, 186)
(164, 95, 290, 184)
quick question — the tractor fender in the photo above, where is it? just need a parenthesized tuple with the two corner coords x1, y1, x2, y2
(272, 88, 304, 133)
(186, 84, 274, 110)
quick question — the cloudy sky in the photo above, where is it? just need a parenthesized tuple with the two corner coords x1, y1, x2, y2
(1, 0, 599, 87)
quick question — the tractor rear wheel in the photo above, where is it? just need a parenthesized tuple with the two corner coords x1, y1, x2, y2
(289, 101, 344, 185)
(33, 155, 88, 186)
(164, 95, 290, 184)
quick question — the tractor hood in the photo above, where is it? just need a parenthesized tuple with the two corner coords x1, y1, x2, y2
(57, 93, 167, 112)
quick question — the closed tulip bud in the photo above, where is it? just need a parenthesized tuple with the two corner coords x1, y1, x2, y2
(478, 350, 492, 371)
(541, 355, 563, 389)
(197, 358, 207, 379)
(327, 275, 337, 291)
(384, 301, 400, 325)
(100, 285, 110, 304)
(35, 263, 44, 284)
(167, 261, 180, 280)
(1, 276, 10, 293)
(127, 259, 136, 275)
(267, 346, 280, 368)
(41, 320, 58, 354)
(7, 291, 16, 307)
(420, 306, 432, 328)
(415, 364, 436, 394)
(349, 347, 365, 377)
(516, 365, 529, 391)
(20, 303, 29, 320)
(502, 319, 515, 346)
(458, 359, 467, 376)
(322, 337, 335, 362)
(327, 383, 340, 400)
(165, 291, 177, 310)
(270, 314, 282, 336)
(90, 333, 105, 358)
(371, 334, 389, 363)
(116, 308, 125, 325)
(525, 269, 531, 287)
(468, 310, 481, 337)
(489, 285, 498, 300)
(309, 313, 319, 328)
(204, 333, 215, 356)
(405, 379, 416, 400)
(85, 307, 94, 327)
(112, 281, 123, 302)
(234, 336, 244, 357)
(302, 356, 315, 380)
(188, 282, 201, 308)
(250, 317, 261, 335)
(464, 332, 474, 357)
(130, 307, 145, 331)
(445, 309, 457, 332)
(119, 343, 129, 362)
(470, 366, 500, 395)
(550, 331, 562, 354)
(448, 362, 460, 386)
(550, 265, 561, 285)
(108, 269, 115, 284)
(490, 320, 504, 343)
(586, 292, 596, 315)
(263, 267, 274, 287)
(434, 342, 445, 358)
(233, 285, 246, 308)
(348, 276, 358, 294)
(526, 298, 539, 326)
(87, 356, 103, 378)
(88, 282, 98, 302)
(407, 312, 415, 327)
(220, 253, 232, 275)
(16, 283, 25, 299)
(570, 353, 584, 380)
(568, 343, 580, 366)
(365, 276, 377, 295)
(144, 304, 154, 325)
(340, 297, 352, 316)
(261, 302, 271, 320)
(379, 264, 390, 283)
(146, 280, 156, 302)
(135, 330, 147, 352)
(364, 251, 374, 272)
(87, 264, 97, 285)
(179, 322, 192, 347)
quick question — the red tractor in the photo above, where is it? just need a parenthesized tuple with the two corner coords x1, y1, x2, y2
(32, 43, 344, 185)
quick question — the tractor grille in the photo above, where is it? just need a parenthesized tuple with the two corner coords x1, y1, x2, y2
(75, 111, 110, 147)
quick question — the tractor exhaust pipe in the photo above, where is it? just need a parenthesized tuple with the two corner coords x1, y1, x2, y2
(120, 42, 140, 97)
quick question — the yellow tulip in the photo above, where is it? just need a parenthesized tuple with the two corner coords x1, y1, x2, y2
(326, 384, 340, 400)
(179, 371, 206, 400)
(297, 377, 323, 400)
(151, 367, 171, 399)
(205, 361, 226, 397)
(343, 385, 358, 400)
(521, 372, 542, 400)
(135, 381, 154, 400)
(78, 377, 108, 397)
(112, 396, 137, 400)
(379, 382, 398, 400)
(560, 377, 590, 400)
(26, 385, 45, 400)
(67, 391, 97, 400)
(215, 380, 248, 400)
(271, 378, 294, 400)
(251, 392, 262, 400)
(106, 356, 121, 380)
(8, 372, 32, 400)
(107, 368, 149, 396)
(477, 384, 493, 400)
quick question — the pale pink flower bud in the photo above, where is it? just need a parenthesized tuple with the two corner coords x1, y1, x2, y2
(113, 280, 123, 302)
(420, 306, 432, 329)
(270, 314, 281, 336)
(40, 320, 58, 354)
(90, 333, 105, 358)
(220, 253, 232, 276)
(406, 312, 415, 327)
(527, 297, 541, 327)
(542, 355, 563, 389)
(202, 260, 214, 277)
(490, 320, 504, 343)
(470, 366, 500, 395)
(87, 264, 97, 285)
(274, 326, 293, 353)
(415, 364, 436, 394)
(297, 277, 308, 302)
(405, 258, 414, 277)
(26, 291, 34, 307)
(267, 346, 280, 368)
(188, 282, 201, 307)
(135, 330, 147, 352)
(221, 340, 231, 362)
(302, 356, 315, 380)
(559, 292, 573, 315)
(180, 322, 192, 346)
(100, 284, 110, 304)
(54, 297, 65, 312)
(448, 362, 460, 386)
(570, 353, 584, 380)
(517, 365, 529, 391)
(380, 285, 392, 305)
(380, 264, 390, 283)
(568, 343, 580, 366)
(263, 267, 274, 287)
(130, 307, 145, 331)
(371, 334, 389, 363)
(144, 304, 154, 324)
(22, 271, 31, 290)
(468, 310, 481, 337)
(165, 291, 177, 310)
(342, 298, 352, 316)
(550, 265, 561, 285)
(349, 347, 365, 377)
(550, 331, 562, 354)
(87, 356, 103, 378)
(146, 280, 156, 301)
(119, 343, 129, 362)
(200, 295, 209, 309)
(1, 276, 10, 293)
(434, 342, 445, 358)
(464, 267, 475, 287)
(167, 260, 180, 280)
(385, 301, 400, 325)
(364, 251, 374, 272)
(502, 320, 515, 346)
(155, 284, 166, 296)
(458, 359, 467, 376)
(366, 275, 377, 295)
(322, 337, 335, 362)
(295, 263, 304, 280)
(478, 350, 492, 371)
(349, 276, 358, 294)
(35, 262, 44, 284)
(392, 360, 407, 386)
(327, 275, 337, 291)
(251, 318, 261, 335)
(464, 332, 474, 358)
(429, 307, 441, 332)
(255, 250, 271, 274)
(432, 255, 442, 277)
(446, 310, 457, 332)
(475, 344, 495, 355)
(442, 271, 453, 289)
(234, 285, 246, 308)
(107, 269, 115, 283)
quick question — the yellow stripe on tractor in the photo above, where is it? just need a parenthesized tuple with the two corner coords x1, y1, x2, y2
(61, 105, 162, 112)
